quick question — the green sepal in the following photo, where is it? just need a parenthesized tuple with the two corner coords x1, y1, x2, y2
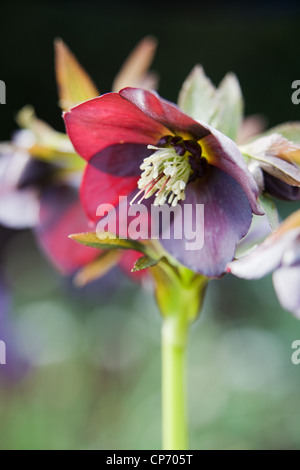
(150, 260, 209, 322)
(69, 231, 150, 253)
(178, 66, 243, 140)
(54, 38, 99, 112)
(132, 255, 161, 272)
(210, 72, 243, 141)
(259, 194, 280, 231)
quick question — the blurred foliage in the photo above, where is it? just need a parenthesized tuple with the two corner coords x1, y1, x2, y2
(0, 0, 300, 450)
(0, 231, 300, 449)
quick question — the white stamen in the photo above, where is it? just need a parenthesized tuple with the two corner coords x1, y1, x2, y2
(130, 145, 191, 207)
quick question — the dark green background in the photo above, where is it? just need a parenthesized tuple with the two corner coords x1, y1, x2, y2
(1, 0, 300, 138)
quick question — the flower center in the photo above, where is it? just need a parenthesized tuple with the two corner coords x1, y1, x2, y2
(131, 135, 208, 207)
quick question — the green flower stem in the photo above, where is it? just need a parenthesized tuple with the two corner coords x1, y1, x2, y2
(151, 261, 208, 450)
(162, 308, 189, 450)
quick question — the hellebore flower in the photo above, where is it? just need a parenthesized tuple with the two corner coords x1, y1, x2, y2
(64, 87, 263, 277)
(227, 210, 300, 318)
(240, 133, 300, 201)
(0, 34, 158, 281)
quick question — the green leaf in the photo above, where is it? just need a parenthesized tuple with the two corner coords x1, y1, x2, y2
(132, 255, 161, 272)
(259, 194, 280, 231)
(69, 231, 149, 254)
(178, 65, 218, 123)
(210, 72, 243, 140)
(54, 38, 99, 111)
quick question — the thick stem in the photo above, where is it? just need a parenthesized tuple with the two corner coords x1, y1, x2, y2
(152, 261, 208, 450)
(162, 310, 189, 450)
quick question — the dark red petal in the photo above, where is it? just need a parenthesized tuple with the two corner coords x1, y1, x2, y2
(84, 184, 152, 240)
(120, 87, 211, 140)
(35, 185, 99, 274)
(64, 92, 169, 161)
(201, 125, 263, 215)
(80, 143, 151, 222)
(160, 167, 253, 278)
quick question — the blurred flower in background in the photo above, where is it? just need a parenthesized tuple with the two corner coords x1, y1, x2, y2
(227, 209, 300, 318)
(240, 130, 300, 201)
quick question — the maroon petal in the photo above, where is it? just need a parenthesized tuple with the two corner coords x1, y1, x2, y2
(35, 185, 99, 274)
(159, 166, 253, 277)
(80, 143, 151, 222)
(120, 87, 211, 140)
(64, 92, 169, 161)
(121, 88, 262, 216)
(201, 125, 263, 215)
(264, 172, 300, 201)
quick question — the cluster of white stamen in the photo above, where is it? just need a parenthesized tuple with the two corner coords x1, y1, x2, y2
(130, 145, 191, 207)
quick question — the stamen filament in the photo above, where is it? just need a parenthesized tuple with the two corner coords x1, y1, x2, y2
(131, 141, 201, 207)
